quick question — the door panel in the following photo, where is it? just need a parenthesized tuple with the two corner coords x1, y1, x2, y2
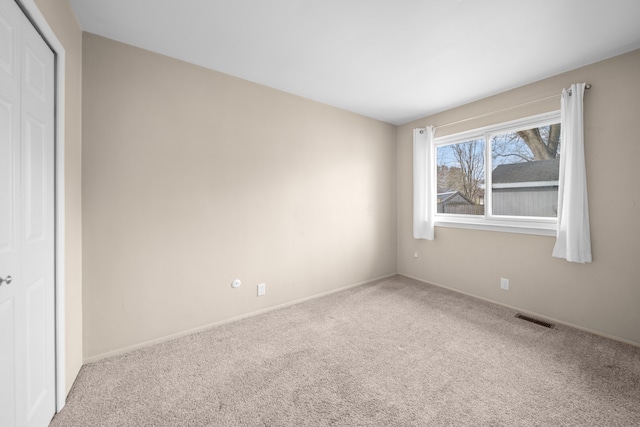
(24, 115, 46, 242)
(20, 3, 55, 426)
(0, 10, 14, 75)
(0, 1, 21, 423)
(0, 297, 16, 427)
(0, 0, 55, 426)
(0, 96, 15, 253)
(24, 46, 45, 101)
(26, 278, 47, 418)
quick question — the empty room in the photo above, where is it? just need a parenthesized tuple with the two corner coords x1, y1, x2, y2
(2, 0, 640, 426)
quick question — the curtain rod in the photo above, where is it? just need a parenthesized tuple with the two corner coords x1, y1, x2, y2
(433, 83, 591, 132)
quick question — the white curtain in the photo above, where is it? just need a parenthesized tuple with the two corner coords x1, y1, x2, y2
(552, 83, 592, 263)
(413, 126, 435, 240)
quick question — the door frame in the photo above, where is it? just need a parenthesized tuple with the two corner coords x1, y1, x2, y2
(16, 0, 67, 413)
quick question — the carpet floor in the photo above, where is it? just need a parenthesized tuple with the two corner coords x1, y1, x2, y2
(50, 275, 640, 426)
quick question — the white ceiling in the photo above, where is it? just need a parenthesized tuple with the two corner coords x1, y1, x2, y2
(68, 0, 640, 125)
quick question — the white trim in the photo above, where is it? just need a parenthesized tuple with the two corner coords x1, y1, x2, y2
(432, 111, 561, 236)
(16, 0, 67, 412)
(435, 218, 557, 236)
(83, 273, 396, 363)
(492, 180, 559, 189)
(400, 274, 640, 348)
(434, 111, 561, 147)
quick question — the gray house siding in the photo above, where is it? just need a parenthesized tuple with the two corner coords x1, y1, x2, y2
(492, 186, 558, 217)
(491, 159, 559, 217)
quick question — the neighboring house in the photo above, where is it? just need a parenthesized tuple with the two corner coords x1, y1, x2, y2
(437, 189, 483, 215)
(491, 158, 559, 217)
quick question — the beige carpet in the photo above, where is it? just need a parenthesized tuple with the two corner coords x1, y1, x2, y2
(50, 275, 640, 426)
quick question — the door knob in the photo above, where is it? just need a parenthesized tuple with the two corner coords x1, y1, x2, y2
(0, 276, 12, 286)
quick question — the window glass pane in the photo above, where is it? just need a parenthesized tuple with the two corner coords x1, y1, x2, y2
(436, 139, 485, 215)
(491, 124, 561, 217)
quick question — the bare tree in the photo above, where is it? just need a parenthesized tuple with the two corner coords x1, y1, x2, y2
(450, 140, 484, 202)
(493, 124, 561, 163)
(438, 165, 463, 192)
(437, 124, 559, 210)
(517, 124, 560, 160)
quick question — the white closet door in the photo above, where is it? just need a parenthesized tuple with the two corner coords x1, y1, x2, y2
(0, 0, 56, 426)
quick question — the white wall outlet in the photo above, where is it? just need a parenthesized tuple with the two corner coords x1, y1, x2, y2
(257, 283, 266, 296)
(500, 278, 509, 290)
(231, 279, 241, 288)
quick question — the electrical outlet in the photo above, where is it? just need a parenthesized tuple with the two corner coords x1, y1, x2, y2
(257, 283, 266, 296)
(500, 278, 509, 290)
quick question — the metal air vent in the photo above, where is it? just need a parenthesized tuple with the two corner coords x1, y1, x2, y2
(515, 313, 554, 329)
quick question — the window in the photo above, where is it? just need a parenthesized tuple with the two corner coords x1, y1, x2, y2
(433, 111, 561, 235)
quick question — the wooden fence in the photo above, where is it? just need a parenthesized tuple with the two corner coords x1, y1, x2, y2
(439, 204, 485, 215)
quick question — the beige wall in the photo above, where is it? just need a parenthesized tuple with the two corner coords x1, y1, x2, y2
(397, 49, 640, 346)
(34, 0, 83, 394)
(31, 1, 640, 385)
(81, 34, 397, 360)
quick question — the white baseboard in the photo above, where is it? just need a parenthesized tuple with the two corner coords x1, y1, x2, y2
(400, 273, 640, 348)
(84, 273, 397, 364)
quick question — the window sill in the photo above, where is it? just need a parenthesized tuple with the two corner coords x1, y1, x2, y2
(434, 217, 557, 237)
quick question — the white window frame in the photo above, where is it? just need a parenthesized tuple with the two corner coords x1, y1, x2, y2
(432, 111, 561, 236)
